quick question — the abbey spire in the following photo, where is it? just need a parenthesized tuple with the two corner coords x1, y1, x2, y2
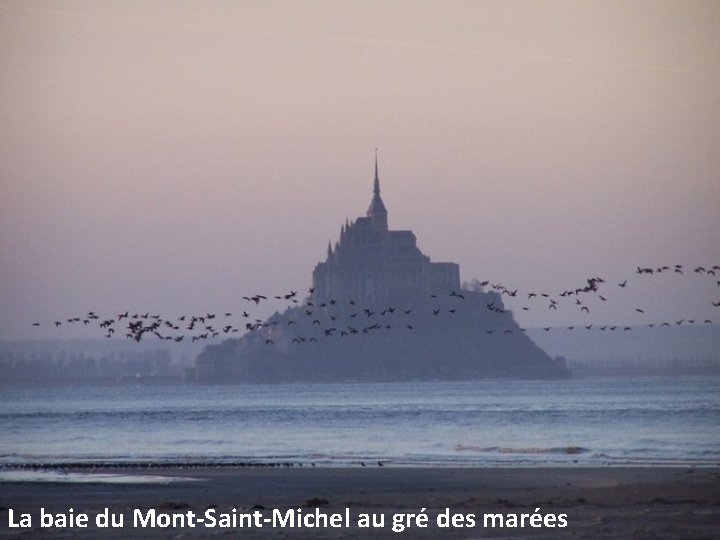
(373, 150, 380, 195)
(366, 150, 388, 230)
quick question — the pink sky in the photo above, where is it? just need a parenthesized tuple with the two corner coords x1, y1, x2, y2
(1, 0, 719, 340)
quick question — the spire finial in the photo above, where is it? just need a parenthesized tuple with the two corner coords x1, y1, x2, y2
(373, 148, 380, 195)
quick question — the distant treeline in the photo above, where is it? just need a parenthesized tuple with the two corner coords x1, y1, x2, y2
(567, 355, 720, 376)
(0, 348, 184, 386)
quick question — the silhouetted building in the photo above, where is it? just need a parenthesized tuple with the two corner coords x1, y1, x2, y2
(313, 157, 459, 305)
(195, 157, 569, 382)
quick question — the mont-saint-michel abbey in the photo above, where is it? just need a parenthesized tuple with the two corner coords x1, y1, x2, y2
(196, 160, 568, 382)
(313, 160, 460, 306)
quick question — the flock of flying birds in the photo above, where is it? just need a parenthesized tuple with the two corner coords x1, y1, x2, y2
(31, 264, 720, 346)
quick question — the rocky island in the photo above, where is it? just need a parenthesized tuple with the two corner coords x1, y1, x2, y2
(195, 159, 568, 383)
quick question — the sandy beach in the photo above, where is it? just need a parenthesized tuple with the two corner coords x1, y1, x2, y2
(1, 466, 718, 539)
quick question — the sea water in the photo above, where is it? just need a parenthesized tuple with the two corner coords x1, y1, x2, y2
(1, 376, 718, 468)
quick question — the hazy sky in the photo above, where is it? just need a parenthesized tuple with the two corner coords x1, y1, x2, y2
(1, 0, 719, 340)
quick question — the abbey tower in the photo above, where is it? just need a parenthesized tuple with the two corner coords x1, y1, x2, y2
(312, 157, 460, 305)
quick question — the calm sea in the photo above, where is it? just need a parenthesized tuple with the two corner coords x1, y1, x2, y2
(1, 376, 718, 468)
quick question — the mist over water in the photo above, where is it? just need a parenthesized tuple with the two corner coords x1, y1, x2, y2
(2, 376, 718, 468)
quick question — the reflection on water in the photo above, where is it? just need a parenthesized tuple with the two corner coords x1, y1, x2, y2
(0, 470, 200, 484)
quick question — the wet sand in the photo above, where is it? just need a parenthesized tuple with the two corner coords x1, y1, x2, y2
(1, 467, 719, 538)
